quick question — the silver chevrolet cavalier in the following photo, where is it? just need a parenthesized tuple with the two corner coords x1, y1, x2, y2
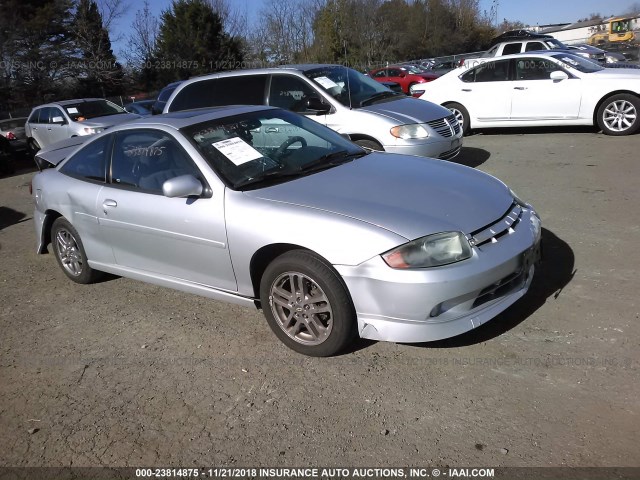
(31, 106, 541, 356)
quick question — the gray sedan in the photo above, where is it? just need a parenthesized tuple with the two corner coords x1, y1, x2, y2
(31, 106, 541, 356)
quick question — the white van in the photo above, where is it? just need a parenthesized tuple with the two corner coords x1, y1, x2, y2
(164, 65, 463, 159)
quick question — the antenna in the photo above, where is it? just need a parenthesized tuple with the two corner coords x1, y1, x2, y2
(344, 40, 352, 110)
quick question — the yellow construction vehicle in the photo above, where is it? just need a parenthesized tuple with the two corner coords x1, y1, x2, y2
(588, 17, 636, 46)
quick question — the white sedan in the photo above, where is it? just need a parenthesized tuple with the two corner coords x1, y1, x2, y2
(417, 51, 640, 136)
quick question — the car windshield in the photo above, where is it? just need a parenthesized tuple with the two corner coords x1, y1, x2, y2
(183, 109, 367, 190)
(551, 53, 604, 73)
(304, 66, 401, 108)
(404, 65, 425, 74)
(544, 39, 566, 49)
(63, 100, 126, 121)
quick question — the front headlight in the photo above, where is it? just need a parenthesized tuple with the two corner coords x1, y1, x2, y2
(390, 123, 430, 139)
(382, 231, 472, 269)
(83, 127, 103, 134)
(509, 188, 529, 208)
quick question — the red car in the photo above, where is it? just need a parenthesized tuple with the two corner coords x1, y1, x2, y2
(369, 65, 438, 96)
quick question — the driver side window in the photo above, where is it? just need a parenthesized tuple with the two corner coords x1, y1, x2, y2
(268, 75, 319, 113)
(110, 130, 202, 194)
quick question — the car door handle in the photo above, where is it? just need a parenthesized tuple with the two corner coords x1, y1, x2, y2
(514, 86, 527, 90)
(265, 127, 279, 133)
(103, 199, 117, 209)
(47, 127, 52, 130)
(461, 88, 472, 92)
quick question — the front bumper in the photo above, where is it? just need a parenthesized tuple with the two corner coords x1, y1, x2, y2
(383, 132, 462, 160)
(335, 208, 541, 343)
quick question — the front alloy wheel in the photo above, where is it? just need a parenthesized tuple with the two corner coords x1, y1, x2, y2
(269, 271, 333, 346)
(260, 250, 355, 356)
(597, 94, 640, 136)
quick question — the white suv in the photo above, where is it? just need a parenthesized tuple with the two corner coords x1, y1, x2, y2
(25, 98, 140, 155)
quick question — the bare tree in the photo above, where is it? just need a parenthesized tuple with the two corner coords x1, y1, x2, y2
(206, 0, 249, 38)
(97, 0, 130, 42)
(123, 0, 159, 69)
(251, 0, 320, 64)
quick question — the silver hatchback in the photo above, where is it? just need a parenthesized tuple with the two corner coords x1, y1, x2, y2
(32, 106, 541, 357)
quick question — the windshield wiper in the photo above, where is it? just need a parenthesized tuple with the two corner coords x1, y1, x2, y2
(360, 91, 402, 106)
(299, 149, 368, 174)
(234, 167, 302, 189)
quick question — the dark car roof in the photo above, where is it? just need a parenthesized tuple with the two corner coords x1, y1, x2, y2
(490, 30, 555, 47)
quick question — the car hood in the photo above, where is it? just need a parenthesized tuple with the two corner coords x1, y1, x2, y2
(358, 96, 453, 124)
(244, 153, 512, 240)
(80, 113, 141, 128)
(587, 68, 640, 79)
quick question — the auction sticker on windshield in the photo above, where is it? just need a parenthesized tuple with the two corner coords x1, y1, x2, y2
(314, 76, 340, 90)
(212, 137, 262, 166)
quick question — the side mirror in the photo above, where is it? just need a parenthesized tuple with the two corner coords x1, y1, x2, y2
(550, 70, 569, 81)
(162, 174, 203, 198)
(51, 116, 66, 124)
(306, 96, 331, 113)
(150, 103, 163, 115)
(398, 72, 406, 78)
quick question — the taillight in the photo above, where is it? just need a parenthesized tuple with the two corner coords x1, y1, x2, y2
(6, 132, 16, 140)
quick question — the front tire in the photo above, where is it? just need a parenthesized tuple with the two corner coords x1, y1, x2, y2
(597, 94, 640, 136)
(51, 218, 102, 284)
(260, 250, 356, 357)
(444, 102, 470, 136)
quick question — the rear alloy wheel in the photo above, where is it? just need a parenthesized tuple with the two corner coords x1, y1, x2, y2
(597, 94, 640, 136)
(51, 218, 102, 284)
(444, 102, 470, 136)
(260, 250, 355, 357)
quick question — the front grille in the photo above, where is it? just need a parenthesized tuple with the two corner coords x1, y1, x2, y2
(426, 114, 459, 138)
(470, 203, 522, 247)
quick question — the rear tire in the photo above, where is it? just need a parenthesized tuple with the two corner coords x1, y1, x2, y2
(260, 250, 356, 357)
(444, 102, 470, 136)
(596, 94, 640, 136)
(51, 218, 102, 284)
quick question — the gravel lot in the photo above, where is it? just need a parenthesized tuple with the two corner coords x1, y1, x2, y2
(0, 127, 638, 470)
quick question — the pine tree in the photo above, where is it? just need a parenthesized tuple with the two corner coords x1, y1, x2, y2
(72, 0, 122, 97)
(155, 0, 244, 84)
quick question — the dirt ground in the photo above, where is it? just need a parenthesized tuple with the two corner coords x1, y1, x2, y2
(0, 127, 638, 470)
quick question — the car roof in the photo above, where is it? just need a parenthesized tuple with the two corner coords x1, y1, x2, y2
(30, 98, 112, 110)
(121, 105, 278, 130)
(187, 64, 352, 81)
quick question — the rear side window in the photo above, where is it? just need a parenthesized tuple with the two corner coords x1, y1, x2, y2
(28, 110, 41, 123)
(60, 135, 110, 182)
(502, 43, 522, 55)
(461, 59, 510, 83)
(168, 76, 268, 112)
